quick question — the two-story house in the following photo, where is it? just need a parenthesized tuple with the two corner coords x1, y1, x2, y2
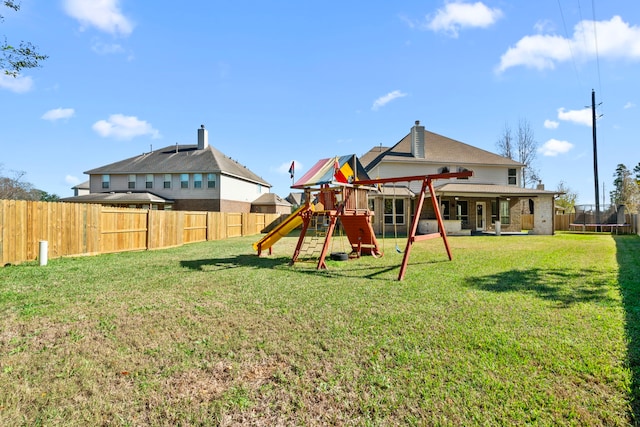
(62, 126, 272, 212)
(361, 121, 559, 235)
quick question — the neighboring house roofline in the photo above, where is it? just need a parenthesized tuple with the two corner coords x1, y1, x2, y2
(61, 191, 173, 204)
(252, 193, 291, 206)
(72, 180, 90, 190)
(85, 143, 271, 187)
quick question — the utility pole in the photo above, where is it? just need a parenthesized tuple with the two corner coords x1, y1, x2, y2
(591, 89, 600, 228)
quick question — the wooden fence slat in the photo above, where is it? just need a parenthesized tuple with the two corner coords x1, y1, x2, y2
(2, 204, 313, 265)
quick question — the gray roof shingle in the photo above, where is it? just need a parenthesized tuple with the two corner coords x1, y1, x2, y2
(362, 130, 523, 170)
(85, 144, 270, 186)
(61, 192, 171, 204)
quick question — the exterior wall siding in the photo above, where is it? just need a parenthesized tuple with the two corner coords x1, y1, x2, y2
(220, 175, 268, 202)
(89, 173, 220, 200)
(530, 196, 555, 235)
(88, 173, 271, 213)
(367, 163, 519, 194)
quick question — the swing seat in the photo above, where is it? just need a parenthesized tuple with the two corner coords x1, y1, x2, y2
(395, 245, 403, 253)
(330, 252, 349, 261)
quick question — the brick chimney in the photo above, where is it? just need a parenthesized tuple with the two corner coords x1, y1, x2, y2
(197, 124, 209, 150)
(411, 120, 425, 159)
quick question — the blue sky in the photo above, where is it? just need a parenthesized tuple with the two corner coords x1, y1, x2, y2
(1, 1, 639, 205)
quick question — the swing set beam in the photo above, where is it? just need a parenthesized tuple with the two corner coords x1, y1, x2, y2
(358, 170, 472, 280)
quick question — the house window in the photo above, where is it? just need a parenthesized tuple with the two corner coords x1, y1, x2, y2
(146, 174, 153, 189)
(441, 200, 450, 220)
(500, 200, 511, 225)
(128, 174, 136, 189)
(101, 175, 110, 189)
(456, 201, 468, 227)
(164, 174, 171, 189)
(257, 184, 262, 192)
(207, 173, 216, 188)
(193, 173, 202, 189)
(457, 167, 470, 180)
(180, 173, 189, 189)
(384, 198, 404, 225)
(508, 168, 517, 185)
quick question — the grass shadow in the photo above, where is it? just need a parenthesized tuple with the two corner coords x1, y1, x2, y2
(180, 251, 443, 282)
(614, 235, 640, 423)
(466, 267, 616, 307)
(180, 254, 291, 271)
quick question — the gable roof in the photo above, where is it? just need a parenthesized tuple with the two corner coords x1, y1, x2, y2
(252, 193, 291, 206)
(72, 180, 90, 191)
(285, 192, 306, 206)
(362, 130, 523, 170)
(85, 144, 270, 186)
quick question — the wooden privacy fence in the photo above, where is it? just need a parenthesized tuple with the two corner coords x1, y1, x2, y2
(0, 200, 281, 266)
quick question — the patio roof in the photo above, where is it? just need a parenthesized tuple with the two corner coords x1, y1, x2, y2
(434, 183, 561, 198)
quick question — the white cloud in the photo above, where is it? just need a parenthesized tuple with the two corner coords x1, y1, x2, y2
(557, 107, 592, 127)
(0, 73, 34, 93)
(65, 175, 81, 186)
(42, 108, 75, 121)
(497, 16, 640, 73)
(91, 41, 125, 55)
(372, 90, 407, 111)
(539, 139, 574, 156)
(544, 119, 559, 129)
(624, 101, 636, 109)
(63, 0, 134, 36)
(534, 19, 555, 34)
(426, 1, 503, 37)
(92, 114, 161, 140)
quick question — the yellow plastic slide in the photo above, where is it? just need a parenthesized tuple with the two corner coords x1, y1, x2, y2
(252, 204, 314, 252)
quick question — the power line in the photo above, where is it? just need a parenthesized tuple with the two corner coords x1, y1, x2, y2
(591, 0, 603, 107)
(556, 0, 583, 90)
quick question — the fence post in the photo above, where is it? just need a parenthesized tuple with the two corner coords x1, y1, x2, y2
(146, 209, 151, 250)
(39, 240, 48, 266)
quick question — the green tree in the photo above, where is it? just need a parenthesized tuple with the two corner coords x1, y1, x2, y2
(610, 163, 640, 213)
(39, 191, 60, 202)
(555, 181, 578, 213)
(0, 167, 58, 201)
(1, 1, 48, 77)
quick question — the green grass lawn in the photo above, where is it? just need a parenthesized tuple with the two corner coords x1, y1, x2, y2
(1, 232, 639, 425)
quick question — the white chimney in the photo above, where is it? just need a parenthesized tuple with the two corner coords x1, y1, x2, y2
(411, 120, 425, 159)
(197, 124, 208, 150)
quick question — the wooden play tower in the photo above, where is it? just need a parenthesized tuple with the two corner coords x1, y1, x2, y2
(253, 154, 472, 280)
(290, 183, 381, 270)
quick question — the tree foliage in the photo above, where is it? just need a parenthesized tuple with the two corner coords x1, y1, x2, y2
(1, 0, 48, 77)
(0, 166, 59, 201)
(610, 163, 640, 213)
(496, 119, 540, 188)
(555, 181, 578, 213)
